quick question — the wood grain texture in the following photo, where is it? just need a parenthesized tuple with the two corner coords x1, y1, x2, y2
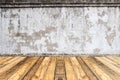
(0, 57, 26, 76)
(8, 57, 39, 80)
(65, 57, 77, 80)
(44, 57, 56, 80)
(31, 57, 51, 80)
(0, 56, 120, 80)
(23, 57, 44, 80)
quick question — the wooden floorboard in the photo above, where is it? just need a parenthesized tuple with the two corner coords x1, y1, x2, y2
(0, 56, 120, 80)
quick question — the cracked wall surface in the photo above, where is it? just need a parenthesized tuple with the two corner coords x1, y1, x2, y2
(0, 7, 120, 55)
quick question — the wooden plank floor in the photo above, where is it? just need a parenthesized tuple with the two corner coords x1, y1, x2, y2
(0, 56, 120, 80)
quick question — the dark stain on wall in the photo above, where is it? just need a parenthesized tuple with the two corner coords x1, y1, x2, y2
(0, 0, 120, 3)
(0, 0, 120, 7)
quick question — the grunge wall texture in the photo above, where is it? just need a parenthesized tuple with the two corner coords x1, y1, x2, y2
(0, 0, 120, 55)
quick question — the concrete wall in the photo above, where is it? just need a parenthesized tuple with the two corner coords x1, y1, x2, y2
(1, 0, 120, 7)
(0, 7, 120, 55)
(0, 0, 120, 3)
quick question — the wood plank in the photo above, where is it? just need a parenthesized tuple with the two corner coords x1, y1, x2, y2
(99, 57, 120, 67)
(70, 57, 89, 80)
(0, 57, 23, 68)
(31, 57, 51, 80)
(23, 57, 44, 80)
(0, 56, 119, 80)
(82, 57, 113, 80)
(0, 57, 13, 66)
(0, 57, 26, 76)
(65, 57, 77, 80)
(54, 57, 66, 80)
(0, 57, 28, 80)
(8, 57, 39, 80)
(95, 57, 120, 74)
(112, 56, 120, 60)
(77, 57, 98, 80)
(93, 57, 120, 80)
(107, 56, 120, 65)
(44, 57, 56, 80)
(0, 57, 5, 59)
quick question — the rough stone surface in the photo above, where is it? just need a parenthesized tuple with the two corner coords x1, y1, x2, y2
(0, 0, 120, 7)
(0, 7, 120, 55)
(0, 0, 120, 3)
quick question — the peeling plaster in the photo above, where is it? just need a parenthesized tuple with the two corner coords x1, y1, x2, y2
(0, 7, 120, 55)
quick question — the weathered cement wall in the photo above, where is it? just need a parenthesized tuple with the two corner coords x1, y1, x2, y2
(0, 7, 120, 55)
(1, 0, 120, 7)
